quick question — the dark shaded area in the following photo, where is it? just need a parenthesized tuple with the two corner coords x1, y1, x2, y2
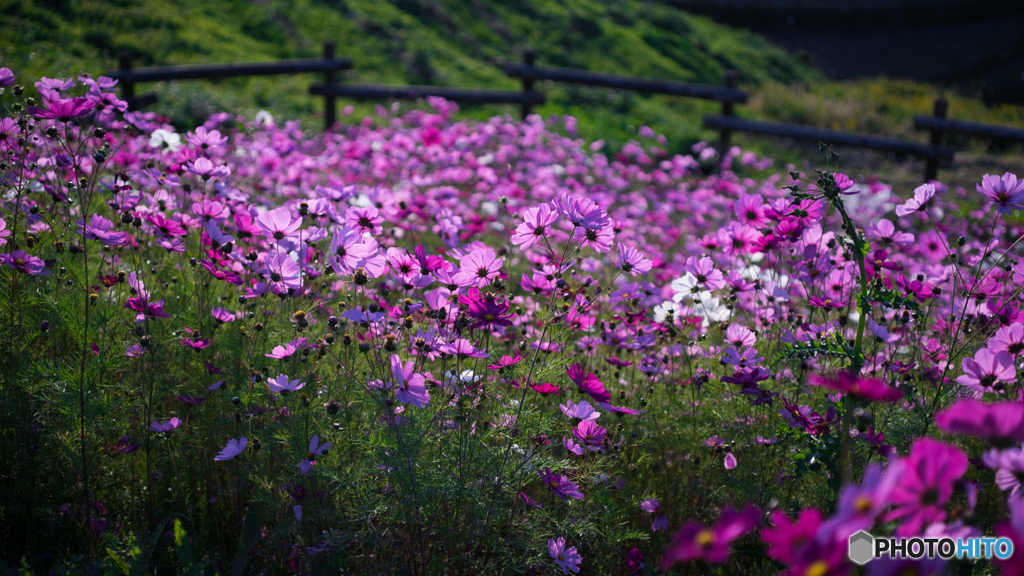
(662, 0, 1024, 103)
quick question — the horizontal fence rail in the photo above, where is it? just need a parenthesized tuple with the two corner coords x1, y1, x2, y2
(106, 44, 1024, 182)
(914, 115, 1024, 143)
(503, 63, 748, 103)
(309, 83, 545, 105)
(704, 114, 954, 160)
(108, 57, 352, 84)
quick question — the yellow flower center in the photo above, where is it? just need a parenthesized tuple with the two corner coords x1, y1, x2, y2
(855, 495, 872, 513)
(558, 554, 565, 561)
(805, 560, 829, 576)
(696, 529, 715, 547)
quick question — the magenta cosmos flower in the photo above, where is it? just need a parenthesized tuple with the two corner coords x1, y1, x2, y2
(27, 96, 95, 121)
(511, 203, 558, 250)
(0, 68, 14, 87)
(296, 435, 331, 475)
(956, 348, 1015, 395)
(885, 438, 968, 536)
(538, 467, 584, 501)
(935, 399, 1024, 445)
(566, 364, 611, 403)
(808, 371, 903, 402)
(214, 437, 247, 461)
(977, 172, 1024, 214)
(661, 505, 760, 569)
(548, 537, 582, 575)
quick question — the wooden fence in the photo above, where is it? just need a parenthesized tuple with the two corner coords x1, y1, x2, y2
(109, 42, 1021, 183)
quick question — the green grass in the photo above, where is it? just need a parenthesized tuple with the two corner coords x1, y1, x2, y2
(3, 0, 1022, 188)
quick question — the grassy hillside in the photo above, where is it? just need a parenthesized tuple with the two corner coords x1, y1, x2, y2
(3, 0, 1023, 187)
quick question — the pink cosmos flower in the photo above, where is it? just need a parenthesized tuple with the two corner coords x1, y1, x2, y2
(548, 537, 582, 575)
(511, 204, 558, 250)
(661, 505, 760, 569)
(935, 399, 1024, 445)
(538, 467, 584, 501)
(572, 420, 607, 448)
(640, 499, 669, 531)
(459, 247, 503, 287)
(180, 338, 211, 352)
(808, 371, 903, 402)
(956, 348, 1016, 395)
(0, 216, 9, 246)
(869, 218, 915, 246)
(734, 193, 768, 226)
(990, 323, 1024, 356)
(977, 172, 1024, 213)
(894, 183, 938, 217)
(266, 337, 307, 359)
(185, 126, 228, 150)
(885, 438, 968, 536)
(345, 205, 384, 235)
(617, 243, 652, 276)
(185, 157, 231, 181)
(987, 448, 1024, 498)
(296, 435, 331, 475)
(148, 417, 182, 433)
(267, 374, 305, 395)
(211, 307, 235, 323)
(487, 353, 523, 371)
(1, 251, 48, 276)
(560, 400, 600, 421)
(145, 213, 187, 237)
(390, 354, 430, 408)
(78, 215, 126, 245)
(342, 308, 386, 324)
(256, 207, 302, 241)
(563, 436, 585, 455)
(572, 223, 614, 253)
(437, 338, 490, 358)
(214, 437, 248, 461)
(0, 68, 13, 87)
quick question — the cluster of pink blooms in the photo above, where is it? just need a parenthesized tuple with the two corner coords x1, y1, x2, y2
(8, 64, 1024, 573)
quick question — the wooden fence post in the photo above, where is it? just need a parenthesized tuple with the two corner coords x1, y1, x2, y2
(322, 40, 337, 132)
(924, 98, 948, 182)
(719, 70, 738, 157)
(118, 51, 135, 110)
(520, 48, 536, 121)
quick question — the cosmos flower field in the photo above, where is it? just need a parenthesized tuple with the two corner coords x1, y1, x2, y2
(5, 68, 1024, 575)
